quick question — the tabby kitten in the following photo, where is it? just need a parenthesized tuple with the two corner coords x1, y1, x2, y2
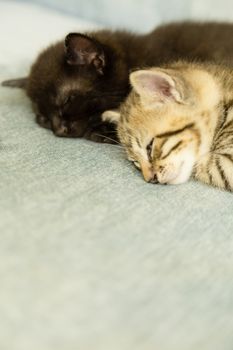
(103, 61, 233, 191)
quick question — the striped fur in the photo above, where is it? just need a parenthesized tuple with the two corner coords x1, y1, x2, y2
(115, 62, 233, 191)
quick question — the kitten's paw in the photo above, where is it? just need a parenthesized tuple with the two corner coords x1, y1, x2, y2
(101, 110, 121, 124)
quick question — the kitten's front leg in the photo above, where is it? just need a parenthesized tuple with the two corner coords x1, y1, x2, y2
(194, 152, 233, 191)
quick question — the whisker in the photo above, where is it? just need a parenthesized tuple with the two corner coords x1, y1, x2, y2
(93, 133, 123, 147)
(101, 129, 117, 135)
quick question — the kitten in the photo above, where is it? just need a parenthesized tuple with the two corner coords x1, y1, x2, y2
(103, 61, 233, 191)
(2, 22, 233, 142)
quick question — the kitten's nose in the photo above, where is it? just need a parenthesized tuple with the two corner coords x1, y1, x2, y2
(52, 115, 68, 137)
(52, 116, 87, 137)
(149, 173, 159, 184)
(141, 163, 158, 184)
(54, 123, 68, 137)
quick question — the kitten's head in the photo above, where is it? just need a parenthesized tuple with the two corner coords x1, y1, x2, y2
(103, 63, 220, 184)
(4, 33, 128, 137)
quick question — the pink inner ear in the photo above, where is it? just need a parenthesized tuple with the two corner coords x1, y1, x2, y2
(155, 77, 172, 97)
(65, 35, 96, 65)
(65, 33, 105, 72)
(137, 72, 173, 98)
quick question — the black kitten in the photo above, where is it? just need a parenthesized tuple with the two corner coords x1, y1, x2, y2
(2, 22, 233, 142)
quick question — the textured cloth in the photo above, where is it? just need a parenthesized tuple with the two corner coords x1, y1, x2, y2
(1, 2, 233, 350)
(21, 0, 233, 31)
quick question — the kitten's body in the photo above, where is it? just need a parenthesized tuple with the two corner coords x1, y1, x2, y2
(3, 22, 233, 141)
(104, 62, 233, 191)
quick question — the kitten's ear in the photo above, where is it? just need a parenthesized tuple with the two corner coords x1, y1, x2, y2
(65, 33, 105, 74)
(101, 109, 121, 124)
(130, 70, 183, 105)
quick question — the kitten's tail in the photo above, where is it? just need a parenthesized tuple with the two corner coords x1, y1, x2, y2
(1, 77, 28, 89)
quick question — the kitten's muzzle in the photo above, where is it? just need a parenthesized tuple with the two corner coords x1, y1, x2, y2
(52, 115, 88, 137)
(148, 173, 159, 184)
(140, 162, 159, 184)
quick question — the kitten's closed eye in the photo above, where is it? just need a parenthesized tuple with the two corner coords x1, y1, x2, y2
(146, 138, 154, 160)
(63, 94, 76, 107)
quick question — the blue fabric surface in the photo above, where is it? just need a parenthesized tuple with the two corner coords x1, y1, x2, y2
(16, 0, 233, 31)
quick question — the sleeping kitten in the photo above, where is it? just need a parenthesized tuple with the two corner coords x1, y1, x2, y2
(2, 22, 233, 142)
(103, 62, 233, 191)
